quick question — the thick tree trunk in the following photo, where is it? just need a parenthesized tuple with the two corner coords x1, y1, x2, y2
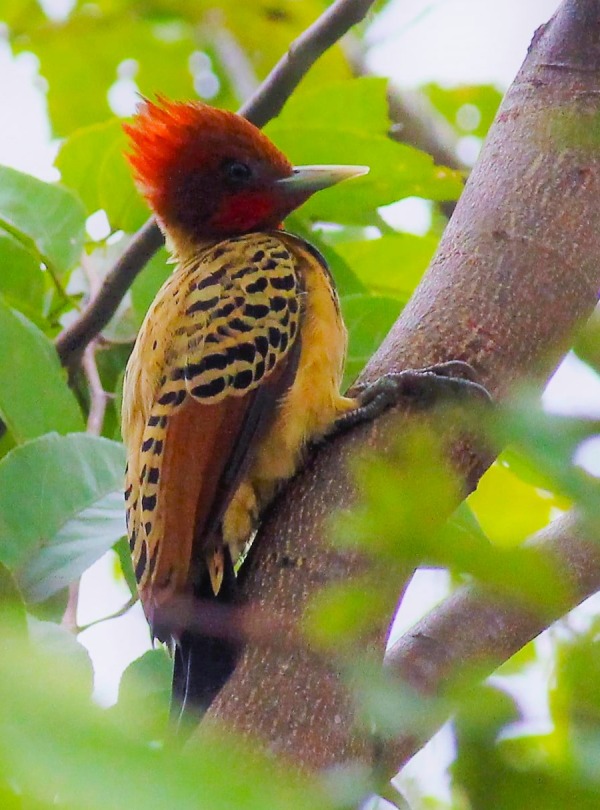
(199, 0, 600, 774)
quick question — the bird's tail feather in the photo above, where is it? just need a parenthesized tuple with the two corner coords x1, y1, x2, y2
(171, 546, 239, 729)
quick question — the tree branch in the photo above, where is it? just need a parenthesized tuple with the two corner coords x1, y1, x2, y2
(200, 0, 600, 773)
(55, 219, 164, 368)
(236, 0, 375, 127)
(384, 510, 600, 775)
(54, 0, 379, 370)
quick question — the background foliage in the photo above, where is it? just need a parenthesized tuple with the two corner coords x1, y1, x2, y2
(0, 1, 599, 808)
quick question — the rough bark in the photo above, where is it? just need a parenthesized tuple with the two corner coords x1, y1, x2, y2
(200, 0, 600, 774)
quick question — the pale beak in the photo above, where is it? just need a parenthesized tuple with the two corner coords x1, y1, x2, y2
(276, 164, 370, 193)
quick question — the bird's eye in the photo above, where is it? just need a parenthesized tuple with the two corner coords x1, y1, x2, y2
(223, 160, 253, 184)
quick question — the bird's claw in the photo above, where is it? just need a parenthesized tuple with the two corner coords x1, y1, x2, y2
(333, 361, 491, 435)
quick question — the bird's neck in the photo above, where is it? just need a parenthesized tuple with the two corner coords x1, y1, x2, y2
(164, 222, 284, 266)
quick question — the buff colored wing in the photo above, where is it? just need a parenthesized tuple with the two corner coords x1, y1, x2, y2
(122, 233, 302, 623)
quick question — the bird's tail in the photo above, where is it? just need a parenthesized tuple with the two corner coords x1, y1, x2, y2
(171, 546, 239, 728)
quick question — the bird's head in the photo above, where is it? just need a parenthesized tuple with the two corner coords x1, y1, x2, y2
(124, 98, 368, 242)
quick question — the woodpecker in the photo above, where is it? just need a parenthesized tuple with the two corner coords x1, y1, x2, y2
(122, 98, 488, 720)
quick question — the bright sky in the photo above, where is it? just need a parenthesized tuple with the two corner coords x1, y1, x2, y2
(2, 2, 599, 802)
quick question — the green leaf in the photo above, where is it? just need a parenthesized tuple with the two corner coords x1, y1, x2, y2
(20, 490, 126, 603)
(130, 246, 171, 325)
(490, 404, 600, 517)
(28, 617, 94, 693)
(110, 649, 171, 738)
(423, 83, 503, 139)
(284, 215, 366, 297)
(0, 563, 27, 640)
(341, 294, 402, 387)
(0, 231, 45, 326)
(57, 119, 149, 233)
(266, 126, 463, 224)
(304, 578, 392, 651)
(99, 136, 150, 233)
(467, 461, 565, 547)
(0, 299, 84, 442)
(335, 233, 437, 298)
(0, 433, 125, 602)
(574, 307, 600, 373)
(0, 165, 86, 273)
(276, 77, 390, 134)
(449, 501, 488, 543)
(113, 537, 137, 598)
(0, 0, 43, 28)
(0, 637, 335, 810)
(20, 12, 197, 135)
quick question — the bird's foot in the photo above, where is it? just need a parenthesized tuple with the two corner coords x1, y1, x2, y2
(332, 361, 491, 436)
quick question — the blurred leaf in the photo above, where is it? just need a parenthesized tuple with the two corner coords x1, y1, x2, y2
(113, 536, 137, 598)
(449, 501, 489, 543)
(335, 233, 437, 298)
(304, 578, 393, 651)
(335, 427, 569, 610)
(57, 118, 148, 232)
(0, 638, 334, 810)
(19, 11, 196, 135)
(334, 429, 460, 559)
(348, 656, 447, 740)
(452, 678, 600, 809)
(0, 165, 85, 273)
(111, 648, 171, 737)
(468, 460, 565, 547)
(0, 564, 27, 640)
(574, 307, 600, 373)
(491, 404, 600, 519)
(0, 433, 125, 603)
(267, 126, 463, 224)
(99, 134, 151, 233)
(118, 648, 171, 705)
(28, 617, 94, 693)
(0, 0, 44, 28)
(276, 77, 390, 134)
(341, 294, 402, 387)
(130, 246, 171, 325)
(56, 120, 115, 213)
(0, 299, 84, 442)
(0, 231, 44, 318)
(495, 638, 537, 675)
(423, 83, 503, 139)
(552, 625, 600, 731)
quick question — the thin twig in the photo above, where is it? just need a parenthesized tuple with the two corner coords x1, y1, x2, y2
(238, 0, 376, 127)
(61, 580, 80, 634)
(61, 341, 108, 632)
(54, 0, 378, 371)
(81, 343, 108, 437)
(76, 594, 139, 633)
(61, 259, 111, 632)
